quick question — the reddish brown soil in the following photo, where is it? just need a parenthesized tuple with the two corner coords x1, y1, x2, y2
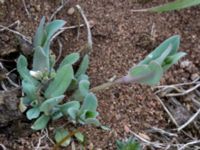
(0, 0, 200, 149)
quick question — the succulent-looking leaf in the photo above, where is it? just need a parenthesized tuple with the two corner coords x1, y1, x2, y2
(60, 101, 80, 120)
(32, 46, 49, 71)
(45, 64, 74, 98)
(52, 111, 63, 121)
(17, 55, 38, 86)
(128, 61, 163, 85)
(116, 137, 141, 150)
(148, 0, 200, 12)
(75, 55, 89, 78)
(75, 132, 84, 142)
(33, 16, 45, 47)
(40, 95, 65, 115)
(139, 35, 180, 65)
(154, 44, 172, 65)
(55, 128, 71, 147)
(59, 53, 80, 68)
(45, 20, 66, 42)
(79, 80, 90, 96)
(22, 80, 37, 101)
(85, 118, 101, 126)
(162, 52, 187, 71)
(31, 114, 50, 130)
(26, 107, 40, 120)
(80, 93, 98, 112)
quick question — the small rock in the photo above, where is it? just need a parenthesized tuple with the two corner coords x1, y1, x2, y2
(0, 0, 5, 4)
(67, 7, 75, 15)
(180, 60, 192, 69)
(35, 5, 41, 12)
(191, 73, 199, 80)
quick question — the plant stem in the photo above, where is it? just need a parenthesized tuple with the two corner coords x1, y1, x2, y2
(90, 81, 118, 93)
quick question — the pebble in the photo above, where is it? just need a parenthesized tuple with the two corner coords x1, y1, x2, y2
(180, 60, 192, 69)
(67, 7, 75, 15)
(191, 73, 199, 80)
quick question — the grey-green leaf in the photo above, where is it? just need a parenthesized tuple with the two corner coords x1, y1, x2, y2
(59, 53, 80, 68)
(26, 107, 40, 120)
(45, 20, 66, 42)
(22, 80, 37, 101)
(31, 114, 50, 130)
(45, 64, 74, 98)
(17, 55, 38, 86)
(40, 95, 65, 115)
(55, 128, 71, 147)
(80, 93, 98, 112)
(32, 46, 49, 71)
(75, 55, 89, 78)
(139, 35, 180, 65)
(149, 0, 200, 12)
(129, 61, 163, 85)
(75, 132, 84, 142)
(162, 52, 187, 71)
(85, 118, 100, 126)
(33, 16, 45, 47)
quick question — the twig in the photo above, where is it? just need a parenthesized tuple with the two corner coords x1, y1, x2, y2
(178, 140, 200, 150)
(0, 20, 20, 32)
(55, 39, 63, 63)
(0, 24, 31, 44)
(155, 95, 179, 127)
(0, 143, 7, 150)
(22, 0, 31, 18)
(76, 5, 93, 52)
(50, 0, 69, 21)
(50, 24, 84, 42)
(178, 107, 200, 131)
(149, 127, 177, 137)
(166, 83, 200, 97)
(128, 129, 166, 148)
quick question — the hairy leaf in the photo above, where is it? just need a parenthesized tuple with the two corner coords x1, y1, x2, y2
(45, 64, 74, 98)
(22, 80, 37, 101)
(33, 16, 45, 47)
(129, 61, 163, 85)
(139, 35, 180, 65)
(59, 53, 80, 68)
(26, 107, 40, 120)
(40, 95, 65, 115)
(31, 114, 50, 130)
(45, 20, 66, 42)
(55, 128, 71, 147)
(75, 55, 89, 78)
(17, 55, 38, 85)
(149, 0, 200, 12)
(32, 46, 49, 71)
(80, 93, 98, 112)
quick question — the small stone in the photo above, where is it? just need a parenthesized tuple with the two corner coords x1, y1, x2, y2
(180, 60, 192, 69)
(0, 0, 5, 3)
(67, 7, 75, 15)
(35, 5, 41, 12)
(191, 73, 199, 80)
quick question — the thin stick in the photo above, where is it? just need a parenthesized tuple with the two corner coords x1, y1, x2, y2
(149, 127, 177, 137)
(22, 0, 31, 18)
(50, 0, 69, 21)
(55, 39, 63, 63)
(178, 140, 200, 150)
(76, 5, 93, 52)
(50, 24, 84, 42)
(0, 144, 7, 150)
(90, 82, 117, 93)
(166, 83, 200, 97)
(0, 20, 20, 32)
(155, 95, 179, 127)
(0, 24, 31, 44)
(178, 107, 200, 131)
